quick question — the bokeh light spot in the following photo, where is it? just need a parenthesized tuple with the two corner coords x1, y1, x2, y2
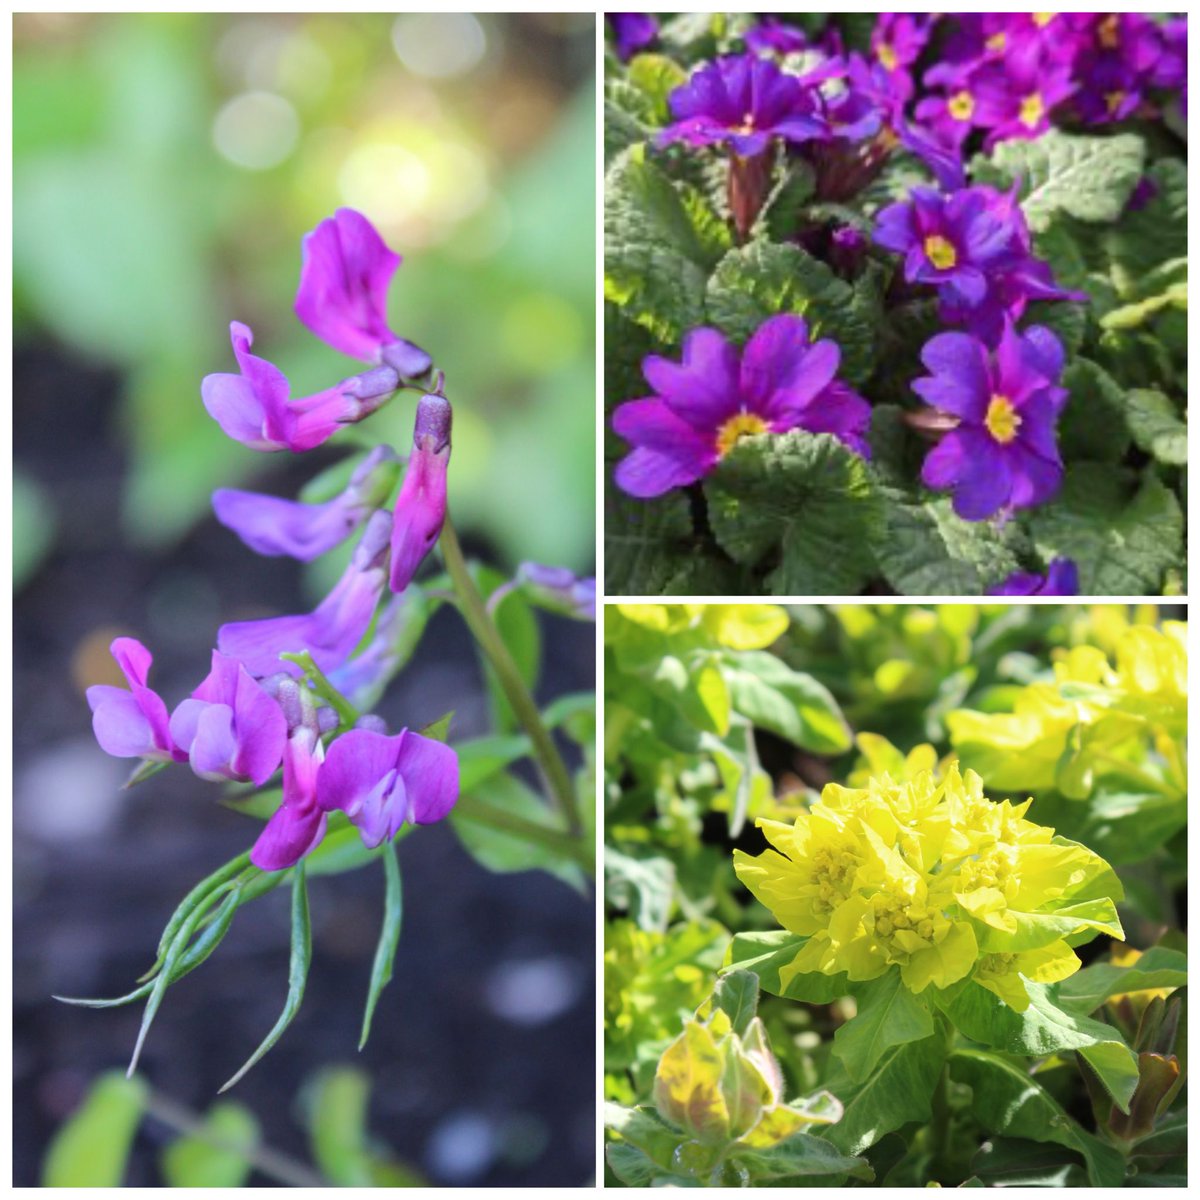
(391, 13, 486, 79)
(212, 90, 299, 170)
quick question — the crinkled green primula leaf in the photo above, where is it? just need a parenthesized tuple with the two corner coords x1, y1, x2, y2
(1125, 389, 1187, 466)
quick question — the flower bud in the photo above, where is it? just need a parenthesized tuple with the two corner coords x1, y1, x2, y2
(389, 393, 451, 593)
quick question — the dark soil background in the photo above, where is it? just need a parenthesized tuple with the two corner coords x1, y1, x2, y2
(13, 345, 596, 1186)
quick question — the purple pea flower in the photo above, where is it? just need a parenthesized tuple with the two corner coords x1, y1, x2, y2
(87, 638, 186, 764)
(218, 510, 392, 678)
(212, 445, 401, 562)
(607, 13, 657, 61)
(295, 208, 432, 378)
(517, 563, 597, 621)
(874, 185, 1019, 308)
(659, 54, 827, 157)
(390, 392, 451, 594)
(327, 590, 425, 711)
(251, 724, 328, 872)
(989, 558, 1079, 597)
(743, 17, 808, 57)
(202, 322, 365, 454)
(913, 322, 1068, 521)
(317, 728, 458, 849)
(612, 315, 870, 500)
(169, 651, 287, 786)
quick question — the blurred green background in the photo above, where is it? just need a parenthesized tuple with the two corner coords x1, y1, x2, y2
(14, 11, 596, 577)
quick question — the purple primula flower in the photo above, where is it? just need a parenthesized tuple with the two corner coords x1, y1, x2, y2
(295, 208, 431, 378)
(874, 185, 1018, 308)
(913, 322, 1068, 521)
(202, 322, 362, 454)
(168, 651, 288, 786)
(914, 80, 983, 148)
(1074, 50, 1145, 124)
(218, 510, 392, 678)
(989, 558, 1079, 597)
(607, 13, 657, 61)
(972, 44, 1076, 147)
(87, 637, 186, 763)
(870, 12, 931, 102)
(896, 119, 967, 192)
(1154, 18, 1187, 114)
(659, 54, 827, 157)
(212, 445, 401, 562)
(251, 724, 328, 872)
(612, 316, 870, 499)
(517, 563, 597, 621)
(743, 17, 808, 57)
(390, 392, 450, 594)
(317, 727, 458, 849)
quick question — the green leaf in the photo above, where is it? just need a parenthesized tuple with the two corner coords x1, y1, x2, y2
(606, 1140, 673, 1186)
(625, 53, 688, 123)
(220, 862, 312, 1092)
(605, 846, 676, 933)
(1057, 358, 1131, 463)
(720, 649, 851, 753)
(160, 1101, 259, 1187)
(949, 1047, 1125, 1186)
(821, 1035, 945, 1155)
(1055, 947, 1188, 1013)
(734, 1131, 874, 1182)
(972, 1137, 1088, 1187)
(972, 130, 1146, 232)
(1030, 465, 1183, 595)
(454, 733, 531, 792)
(604, 145, 724, 342)
(724, 931, 850, 1003)
(833, 970, 935, 1082)
(704, 240, 879, 384)
(1078, 1041, 1142, 1114)
(1125, 389, 1187, 465)
(711, 969, 759, 1037)
(42, 1072, 146, 1187)
(704, 432, 881, 595)
(604, 484, 695, 597)
(359, 843, 402, 1050)
(306, 1066, 375, 1187)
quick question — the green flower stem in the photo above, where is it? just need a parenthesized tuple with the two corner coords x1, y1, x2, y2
(455, 793, 594, 876)
(280, 651, 359, 728)
(439, 514, 584, 837)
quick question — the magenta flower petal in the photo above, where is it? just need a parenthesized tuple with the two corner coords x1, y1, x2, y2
(614, 445, 710, 499)
(643, 328, 741, 429)
(913, 333, 989, 419)
(920, 429, 971, 490)
(295, 208, 431, 375)
(393, 731, 459, 824)
(251, 729, 328, 872)
(740, 314, 841, 418)
(951, 451, 1014, 520)
(390, 394, 450, 593)
(86, 637, 181, 762)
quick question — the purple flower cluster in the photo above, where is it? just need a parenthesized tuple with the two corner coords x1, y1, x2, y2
(88, 210, 461, 872)
(607, 13, 658, 62)
(613, 315, 870, 499)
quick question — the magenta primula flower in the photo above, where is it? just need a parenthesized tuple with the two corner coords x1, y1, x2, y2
(743, 17, 808, 57)
(295, 208, 432, 378)
(870, 12, 932, 102)
(202, 322, 366, 454)
(612, 316, 870, 500)
(218, 510, 391, 678)
(972, 44, 1077, 147)
(212, 445, 400, 562)
(607, 13, 657, 61)
(169, 651, 287, 786)
(913, 322, 1068, 521)
(318, 727, 459, 849)
(874, 185, 1019, 308)
(659, 55, 827, 156)
(251, 723, 328, 872)
(390, 393, 450, 594)
(86, 638, 186, 764)
(990, 558, 1079, 597)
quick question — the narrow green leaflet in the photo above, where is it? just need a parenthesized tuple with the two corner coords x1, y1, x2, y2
(359, 843, 403, 1050)
(220, 862, 312, 1093)
(704, 432, 882, 595)
(1030, 466, 1183, 595)
(41, 1072, 147, 1187)
(949, 1048, 1126, 1186)
(833, 970, 935, 1082)
(972, 130, 1146, 232)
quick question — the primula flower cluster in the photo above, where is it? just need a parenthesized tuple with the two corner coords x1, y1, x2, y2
(613, 316, 870, 499)
(87, 208, 590, 873)
(733, 764, 1122, 1009)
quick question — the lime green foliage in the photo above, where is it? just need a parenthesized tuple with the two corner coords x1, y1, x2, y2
(161, 1102, 260, 1187)
(42, 1073, 147, 1186)
(605, 973, 872, 1186)
(606, 602, 1187, 1186)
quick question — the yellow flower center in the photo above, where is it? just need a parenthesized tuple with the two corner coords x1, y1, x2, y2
(985, 394, 1022, 444)
(716, 411, 768, 456)
(877, 42, 898, 71)
(948, 90, 975, 121)
(1105, 89, 1126, 115)
(1033, 13, 1055, 28)
(986, 32, 1007, 52)
(1019, 92, 1045, 128)
(1098, 14, 1119, 49)
(924, 235, 958, 271)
